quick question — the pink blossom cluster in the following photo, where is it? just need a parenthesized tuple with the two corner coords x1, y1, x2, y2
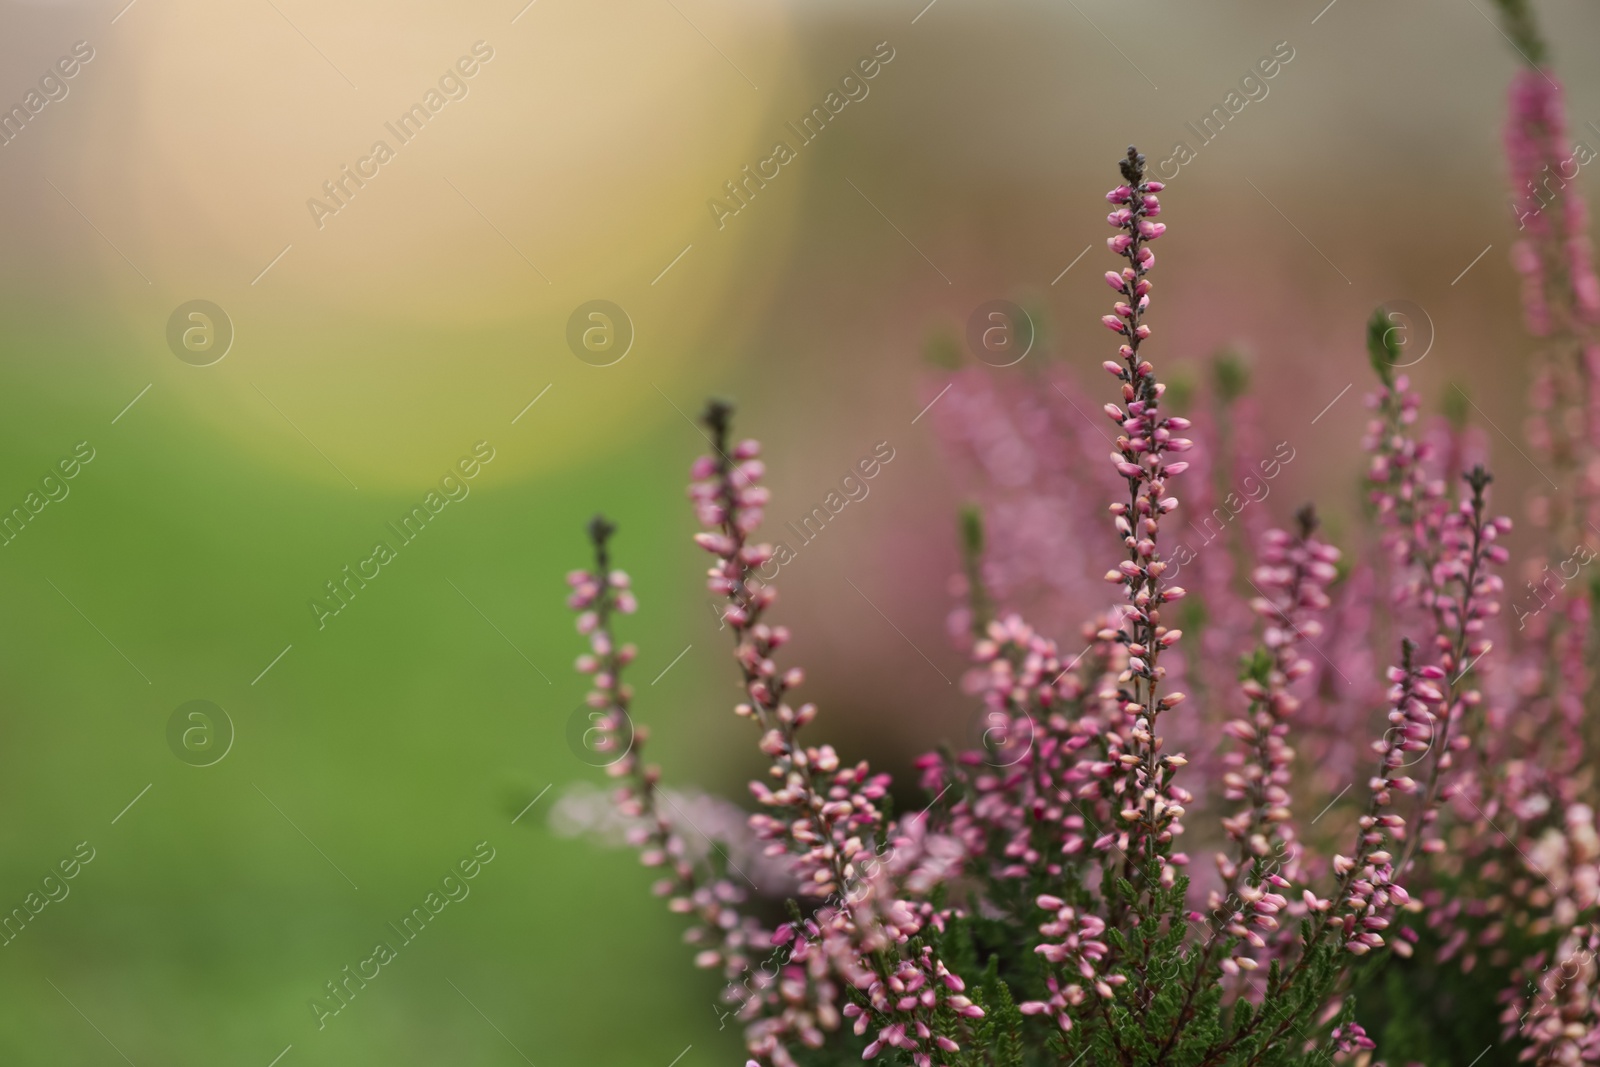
(1017, 896, 1115, 1029)
(1505, 812, 1600, 1064)
(1322, 648, 1435, 956)
(1503, 68, 1600, 813)
(919, 144, 1543, 1051)
(1506, 69, 1600, 335)
(690, 403, 980, 1067)
(1203, 515, 1340, 975)
(558, 136, 1593, 1065)
(1330, 1021, 1375, 1054)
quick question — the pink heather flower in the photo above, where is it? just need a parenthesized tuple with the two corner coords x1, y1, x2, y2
(928, 611, 1127, 894)
(684, 400, 977, 1067)
(1206, 510, 1340, 971)
(1018, 899, 1119, 1031)
(1499, 71, 1600, 826)
(1330, 1021, 1376, 1053)
(1506, 924, 1600, 1064)
(1366, 369, 1512, 860)
(564, 516, 774, 1006)
(1096, 146, 1193, 888)
(1505, 69, 1600, 329)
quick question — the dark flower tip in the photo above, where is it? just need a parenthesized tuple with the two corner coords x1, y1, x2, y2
(1119, 145, 1146, 185)
(702, 398, 735, 435)
(588, 514, 617, 548)
(1294, 504, 1320, 541)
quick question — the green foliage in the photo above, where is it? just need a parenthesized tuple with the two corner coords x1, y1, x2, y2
(1355, 955, 1508, 1066)
(1239, 645, 1274, 686)
(942, 870, 1362, 1065)
(960, 504, 986, 559)
(961, 961, 1027, 1067)
(1489, 0, 1547, 64)
(1442, 382, 1471, 431)
(1350, 907, 1535, 1066)
(1164, 366, 1197, 414)
(1366, 307, 1402, 388)
(926, 327, 964, 369)
(779, 897, 1407, 1067)
(1211, 349, 1251, 403)
(1175, 594, 1210, 636)
(1020, 300, 1050, 359)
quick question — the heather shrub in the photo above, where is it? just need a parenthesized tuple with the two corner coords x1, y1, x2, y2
(557, 15, 1600, 1061)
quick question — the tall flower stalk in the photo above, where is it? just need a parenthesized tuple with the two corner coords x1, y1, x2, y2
(1494, 5, 1600, 774)
(696, 403, 982, 1065)
(567, 520, 772, 989)
(1096, 147, 1195, 907)
(1209, 511, 1339, 971)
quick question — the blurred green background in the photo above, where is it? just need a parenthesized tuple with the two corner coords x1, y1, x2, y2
(0, 0, 1597, 1062)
